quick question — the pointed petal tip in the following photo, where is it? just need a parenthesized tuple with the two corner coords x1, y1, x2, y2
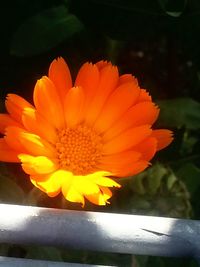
(152, 129, 174, 151)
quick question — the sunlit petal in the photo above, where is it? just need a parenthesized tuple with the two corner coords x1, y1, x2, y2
(22, 107, 58, 144)
(102, 125, 152, 154)
(85, 64, 119, 125)
(94, 82, 140, 133)
(33, 76, 65, 129)
(18, 154, 59, 175)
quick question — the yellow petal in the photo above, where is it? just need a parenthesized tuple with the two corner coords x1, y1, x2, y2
(18, 154, 58, 175)
(31, 170, 72, 197)
(74, 176, 100, 195)
(63, 186, 85, 206)
(95, 177, 121, 187)
(85, 187, 112, 206)
(86, 171, 120, 187)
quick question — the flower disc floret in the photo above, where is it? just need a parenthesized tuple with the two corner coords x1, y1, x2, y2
(55, 124, 102, 175)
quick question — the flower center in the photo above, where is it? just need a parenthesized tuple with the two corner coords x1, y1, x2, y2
(55, 124, 103, 175)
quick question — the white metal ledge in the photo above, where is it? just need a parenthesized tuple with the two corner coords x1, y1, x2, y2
(0, 204, 200, 264)
(0, 256, 114, 267)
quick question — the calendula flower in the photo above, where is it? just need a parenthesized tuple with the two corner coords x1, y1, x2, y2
(0, 58, 173, 206)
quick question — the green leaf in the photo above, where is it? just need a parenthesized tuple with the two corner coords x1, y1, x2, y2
(147, 163, 168, 195)
(0, 167, 25, 204)
(10, 5, 84, 57)
(128, 164, 192, 218)
(176, 163, 200, 196)
(157, 98, 200, 129)
(167, 173, 177, 190)
(158, 0, 187, 17)
(130, 173, 146, 195)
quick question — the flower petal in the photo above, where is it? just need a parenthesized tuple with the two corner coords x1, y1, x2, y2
(64, 86, 85, 128)
(134, 137, 157, 161)
(85, 186, 112, 206)
(0, 138, 20, 162)
(95, 177, 121, 187)
(75, 62, 99, 98)
(5, 126, 27, 152)
(100, 159, 149, 177)
(94, 82, 141, 133)
(0, 114, 21, 134)
(98, 150, 141, 170)
(103, 101, 159, 141)
(85, 64, 119, 125)
(18, 154, 58, 175)
(95, 60, 112, 70)
(116, 160, 149, 177)
(118, 74, 138, 86)
(63, 186, 85, 206)
(31, 178, 60, 197)
(74, 176, 100, 195)
(48, 57, 72, 101)
(102, 125, 152, 154)
(22, 107, 58, 144)
(98, 149, 147, 177)
(85, 171, 121, 187)
(151, 129, 173, 150)
(5, 94, 33, 123)
(137, 89, 152, 102)
(18, 131, 56, 157)
(33, 76, 65, 129)
(31, 170, 72, 197)
(61, 173, 85, 205)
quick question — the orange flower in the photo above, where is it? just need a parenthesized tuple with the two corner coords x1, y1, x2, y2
(0, 58, 173, 206)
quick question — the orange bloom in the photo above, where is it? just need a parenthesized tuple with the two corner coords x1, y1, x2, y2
(0, 58, 173, 206)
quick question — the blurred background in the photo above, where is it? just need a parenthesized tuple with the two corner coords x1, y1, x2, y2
(0, 0, 200, 266)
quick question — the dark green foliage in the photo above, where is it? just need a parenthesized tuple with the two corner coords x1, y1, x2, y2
(10, 6, 84, 57)
(157, 98, 200, 129)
